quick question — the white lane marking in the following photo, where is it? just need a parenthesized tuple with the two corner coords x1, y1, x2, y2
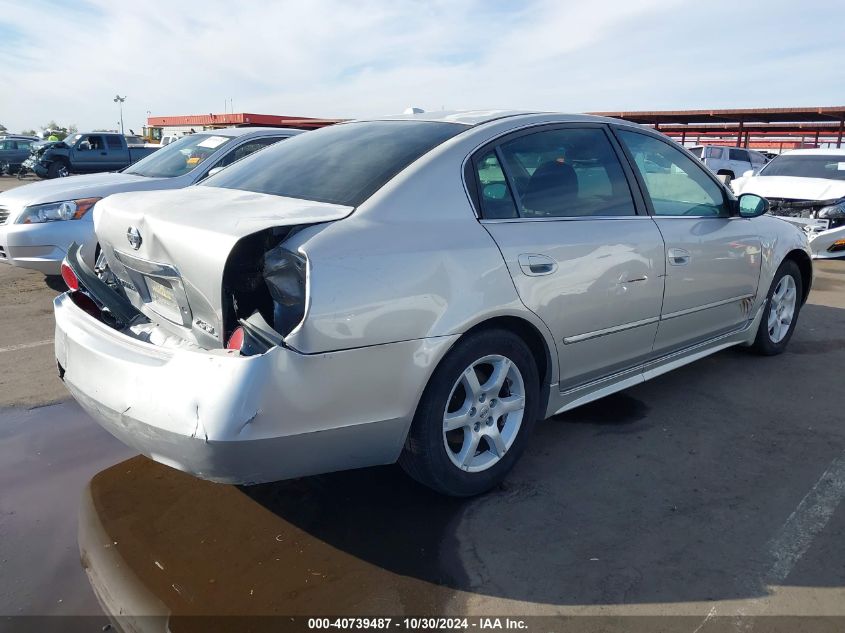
(692, 605, 717, 633)
(766, 449, 845, 584)
(0, 339, 53, 354)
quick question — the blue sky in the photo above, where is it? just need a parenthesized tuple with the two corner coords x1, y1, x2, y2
(1, 0, 844, 133)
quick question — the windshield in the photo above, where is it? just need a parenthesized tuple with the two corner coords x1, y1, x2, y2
(202, 120, 466, 206)
(62, 133, 82, 147)
(759, 154, 845, 181)
(124, 133, 233, 178)
(687, 147, 703, 157)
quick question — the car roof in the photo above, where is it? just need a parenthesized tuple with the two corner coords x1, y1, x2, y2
(183, 126, 305, 139)
(351, 110, 629, 127)
(779, 148, 845, 156)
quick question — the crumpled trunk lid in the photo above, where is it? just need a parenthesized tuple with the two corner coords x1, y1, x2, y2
(93, 186, 352, 347)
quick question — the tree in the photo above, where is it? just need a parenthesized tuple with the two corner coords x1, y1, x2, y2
(19, 129, 38, 136)
(0, 123, 7, 133)
(40, 120, 76, 140)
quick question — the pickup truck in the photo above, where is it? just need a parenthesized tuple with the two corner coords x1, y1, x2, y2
(33, 132, 160, 179)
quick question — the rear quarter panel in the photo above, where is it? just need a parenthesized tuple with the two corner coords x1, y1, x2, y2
(283, 132, 559, 385)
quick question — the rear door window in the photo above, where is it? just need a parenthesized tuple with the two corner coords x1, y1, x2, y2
(475, 152, 519, 219)
(481, 127, 636, 218)
(211, 136, 285, 171)
(106, 135, 123, 150)
(729, 148, 749, 161)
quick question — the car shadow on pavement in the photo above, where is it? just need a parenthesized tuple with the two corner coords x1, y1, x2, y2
(78, 304, 845, 618)
(43, 274, 66, 293)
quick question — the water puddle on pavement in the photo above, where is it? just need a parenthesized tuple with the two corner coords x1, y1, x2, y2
(81, 456, 471, 626)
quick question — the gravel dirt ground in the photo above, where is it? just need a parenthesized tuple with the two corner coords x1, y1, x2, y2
(0, 175, 843, 632)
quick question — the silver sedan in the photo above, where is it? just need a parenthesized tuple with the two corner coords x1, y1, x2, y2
(55, 111, 811, 496)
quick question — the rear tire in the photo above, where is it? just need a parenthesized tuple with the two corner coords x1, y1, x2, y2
(751, 259, 802, 356)
(399, 328, 539, 497)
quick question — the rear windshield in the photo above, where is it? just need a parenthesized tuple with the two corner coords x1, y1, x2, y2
(202, 121, 466, 206)
(759, 154, 845, 181)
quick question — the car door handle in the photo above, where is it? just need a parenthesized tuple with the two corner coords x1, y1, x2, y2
(518, 254, 557, 276)
(668, 248, 691, 266)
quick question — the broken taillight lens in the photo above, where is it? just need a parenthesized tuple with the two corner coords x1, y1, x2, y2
(263, 247, 306, 336)
(70, 291, 102, 320)
(226, 326, 245, 351)
(61, 261, 79, 291)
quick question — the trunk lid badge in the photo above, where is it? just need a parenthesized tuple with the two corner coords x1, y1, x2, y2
(127, 226, 142, 250)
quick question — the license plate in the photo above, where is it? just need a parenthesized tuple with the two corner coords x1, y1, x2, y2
(145, 277, 178, 312)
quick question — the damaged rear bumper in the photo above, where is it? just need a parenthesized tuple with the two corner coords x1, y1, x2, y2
(54, 292, 456, 484)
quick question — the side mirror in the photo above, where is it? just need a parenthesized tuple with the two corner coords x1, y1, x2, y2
(737, 193, 769, 218)
(78, 142, 91, 151)
(742, 169, 755, 178)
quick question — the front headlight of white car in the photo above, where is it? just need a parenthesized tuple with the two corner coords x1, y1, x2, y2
(817, 200, 845, 219)
(17, 197, 101, 224)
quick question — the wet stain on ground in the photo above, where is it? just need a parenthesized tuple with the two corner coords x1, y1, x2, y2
(81, 457, 470, 629)
(553, 392, 650, 430)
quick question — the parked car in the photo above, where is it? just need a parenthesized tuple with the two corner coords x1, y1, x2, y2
(56, 111, 811, 497)
(161, 133, 184, 147)
(31, 132, 161, 179)
(687, 145, 768, 182)
(0, 127, 301, 274)
(0, 135, 39, 174)
(732, 148, 845, 258)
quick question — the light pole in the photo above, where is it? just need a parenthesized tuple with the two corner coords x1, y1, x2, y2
(114, 95, 126, 135)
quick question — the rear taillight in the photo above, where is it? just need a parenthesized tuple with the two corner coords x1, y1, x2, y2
(226, 326, 245, 351)
(61, 261, 79, 291)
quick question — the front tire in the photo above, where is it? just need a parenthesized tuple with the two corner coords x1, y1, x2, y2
(47, 161, 69, 179)
(399, 328, 539, 497)
(751, 259, 802, 355)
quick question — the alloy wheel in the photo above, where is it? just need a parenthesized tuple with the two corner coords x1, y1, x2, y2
(768, 274, 797, 343)
(442, 354, 525, 473)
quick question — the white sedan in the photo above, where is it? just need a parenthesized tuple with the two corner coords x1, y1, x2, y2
(732, 148, 845, 259)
